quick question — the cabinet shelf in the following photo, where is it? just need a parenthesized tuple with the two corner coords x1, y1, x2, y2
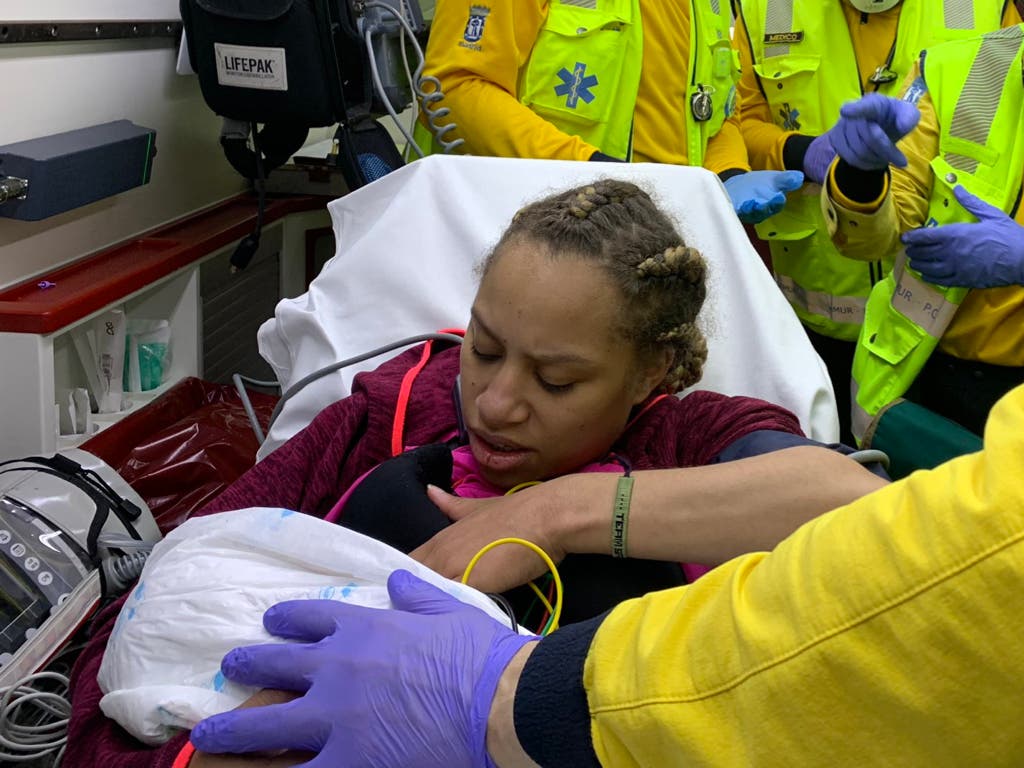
(0, 193, 329, 460)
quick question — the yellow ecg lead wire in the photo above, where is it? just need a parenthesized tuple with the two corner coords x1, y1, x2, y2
(461, 537, 563, 635)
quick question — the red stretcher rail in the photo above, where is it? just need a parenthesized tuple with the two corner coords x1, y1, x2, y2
(0, 194, 328, 334)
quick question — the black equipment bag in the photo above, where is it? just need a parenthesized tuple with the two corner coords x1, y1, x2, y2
(180, 0, 369, 127)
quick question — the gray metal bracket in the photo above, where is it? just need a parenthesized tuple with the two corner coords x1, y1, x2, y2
(0, 21, 182, 45)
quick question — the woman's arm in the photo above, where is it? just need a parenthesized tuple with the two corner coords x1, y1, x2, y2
(412, 442, 887, 593)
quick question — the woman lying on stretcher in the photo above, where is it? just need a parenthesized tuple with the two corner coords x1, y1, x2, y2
(218, 177, 889, 624)
(65, 178, 889, 768)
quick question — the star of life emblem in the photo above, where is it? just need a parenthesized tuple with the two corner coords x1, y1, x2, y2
(554, 62, 599, 108)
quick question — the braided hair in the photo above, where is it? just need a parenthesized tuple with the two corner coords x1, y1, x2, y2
(482, 179, 708, 393)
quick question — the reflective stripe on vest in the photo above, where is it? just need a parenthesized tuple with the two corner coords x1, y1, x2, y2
(850, 380, 872, 443)
(775, 274, 866, 325)
(849, 26, 1024, 442)
(945, 26, 1024, 174)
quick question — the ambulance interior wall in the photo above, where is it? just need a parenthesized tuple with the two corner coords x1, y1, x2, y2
(0, 0, 246, 289)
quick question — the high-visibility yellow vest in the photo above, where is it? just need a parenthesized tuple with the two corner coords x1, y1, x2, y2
(416, 0, 737, 165)
(737, 0, 1005, 341)
(852, 24, 1024, 441)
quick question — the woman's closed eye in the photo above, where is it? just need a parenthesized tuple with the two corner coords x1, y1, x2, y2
(470, 343, 502, 362)
(471, 337, 576, 392)
(536, 374, 575, 394)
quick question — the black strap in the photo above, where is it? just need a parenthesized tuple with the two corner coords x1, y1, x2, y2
(0, 457, 143, 552)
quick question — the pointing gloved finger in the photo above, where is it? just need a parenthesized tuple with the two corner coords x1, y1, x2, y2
(892, 101, 921, 138)
(838, 93, 888, 121)
(388, 568, 469, 617)
(191, 698, 323, 754)
(858, 121, 908, 168)
(220, 642, 323, 690)
(839, 94, 920, 139)
(263, 599, 351, 641)
(952, 184, 1001, 220)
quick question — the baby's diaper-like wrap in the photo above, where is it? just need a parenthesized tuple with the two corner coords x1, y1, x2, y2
(98, 507, 522, 744)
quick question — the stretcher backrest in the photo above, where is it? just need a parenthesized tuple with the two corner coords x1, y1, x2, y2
(257, 155, 840, 458)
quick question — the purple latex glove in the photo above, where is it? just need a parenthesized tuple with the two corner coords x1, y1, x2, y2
(809, 94, 920, 178)
(901, 186, 1024, 288)
(723, 170, 805, 224)
(802, 133, 835, 185)
(191, 569, 535, 767)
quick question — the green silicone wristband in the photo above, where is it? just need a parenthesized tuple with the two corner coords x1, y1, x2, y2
(611, 475, 634, 559)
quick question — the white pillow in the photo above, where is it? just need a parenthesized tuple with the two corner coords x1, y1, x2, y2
(257, 155, 838, 459)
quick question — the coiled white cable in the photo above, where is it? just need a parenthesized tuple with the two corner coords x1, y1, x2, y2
(362, 1, 464, 154)
(0, 671, 71, 765)
(416, 71, 464, 153)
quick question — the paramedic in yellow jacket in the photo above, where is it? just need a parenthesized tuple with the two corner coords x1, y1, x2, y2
(190, 387, 1024, 766)
(821, 25, 1024, 440)
(414, 0, 805, 224)
(733, 0, 1020, 444)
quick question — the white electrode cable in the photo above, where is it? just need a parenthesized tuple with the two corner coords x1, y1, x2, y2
(363, 1, 428, 158)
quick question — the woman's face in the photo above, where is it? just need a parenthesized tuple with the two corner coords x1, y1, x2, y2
(459, 240, 663, 489)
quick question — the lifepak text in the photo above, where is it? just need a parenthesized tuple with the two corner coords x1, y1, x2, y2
(223, 56, 275, 74)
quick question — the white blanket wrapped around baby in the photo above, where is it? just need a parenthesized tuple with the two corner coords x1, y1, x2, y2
(98, 507, 525, 745)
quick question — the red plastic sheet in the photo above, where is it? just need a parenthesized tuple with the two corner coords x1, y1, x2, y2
(81, 378, 277, 533)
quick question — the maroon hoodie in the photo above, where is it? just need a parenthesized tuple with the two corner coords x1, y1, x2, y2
(65, 343, 802, 768)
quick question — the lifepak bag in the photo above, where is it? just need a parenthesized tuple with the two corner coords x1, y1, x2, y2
(180, 0, 407, 192)
(180, 0, 363, 127)
(0, 450, 161, 684)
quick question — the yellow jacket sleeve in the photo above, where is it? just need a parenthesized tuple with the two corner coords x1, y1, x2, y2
(514, 383, 1024, 766)
(588, 382, 1024, 765)
(821, 63, 937, 261)
(419, 0, 599, 160)
(703, 109, 751, 175)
